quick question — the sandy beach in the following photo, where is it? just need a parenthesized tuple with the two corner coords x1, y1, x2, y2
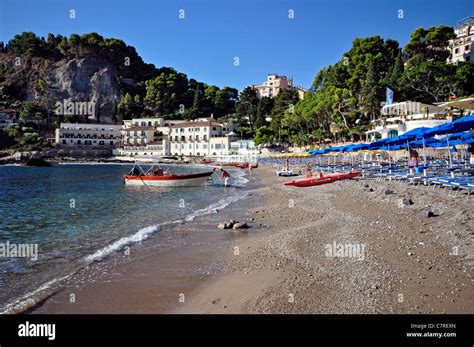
(29, 165, 473, 314)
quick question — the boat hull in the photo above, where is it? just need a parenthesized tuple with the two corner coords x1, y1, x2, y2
(283, 171, 361, 187)
(283, 176, 338, 187)
(124, 171, 214, 187)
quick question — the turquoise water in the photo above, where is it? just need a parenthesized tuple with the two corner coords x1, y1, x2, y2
(0, 164, 247, 313)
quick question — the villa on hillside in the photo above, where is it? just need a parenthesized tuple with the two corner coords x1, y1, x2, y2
(447, 16, 474, 64)
(252, 74, 307, 99)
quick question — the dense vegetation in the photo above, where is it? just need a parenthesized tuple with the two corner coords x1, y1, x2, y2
(0, 32, 239, 124)
(1, 25, 473, 151)
(252, 25, 474, 146)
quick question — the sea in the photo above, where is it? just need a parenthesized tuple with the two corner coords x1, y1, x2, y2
(0, 163, 248, 313)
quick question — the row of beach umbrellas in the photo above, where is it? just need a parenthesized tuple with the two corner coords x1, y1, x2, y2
(310, 115, 474, 156)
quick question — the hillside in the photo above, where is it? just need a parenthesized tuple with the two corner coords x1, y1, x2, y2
(0, 32, 238, 125)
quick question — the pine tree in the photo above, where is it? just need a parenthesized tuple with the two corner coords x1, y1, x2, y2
(360, 60, 380, 121)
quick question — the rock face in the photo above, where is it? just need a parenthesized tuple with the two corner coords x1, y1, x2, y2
(45, 57, 120, 124)
(0, 54, 121, 124)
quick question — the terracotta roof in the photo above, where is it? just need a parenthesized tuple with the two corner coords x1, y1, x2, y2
(125, 126, 155, 131)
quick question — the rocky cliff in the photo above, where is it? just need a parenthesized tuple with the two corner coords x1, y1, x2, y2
(0, 54, 121, 124)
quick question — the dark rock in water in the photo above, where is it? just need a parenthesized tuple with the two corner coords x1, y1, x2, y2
(420, 210, 435, 218)
(369, 188, 374, 192)
(384, 189, 394, 195)
(364, 184, 370, 188)
(25, 158, 52, 167)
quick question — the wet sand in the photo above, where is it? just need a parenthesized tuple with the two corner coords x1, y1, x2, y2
(32, 166, 473, 314)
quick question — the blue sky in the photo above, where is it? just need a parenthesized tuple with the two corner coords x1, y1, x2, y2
(1, 0, 472, 91)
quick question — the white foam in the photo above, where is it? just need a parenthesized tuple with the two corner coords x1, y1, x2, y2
(1, 169, 250, 314)
(185, 193, 246, 222)
(0, 274, 70, 314)
(84, 220, 183, 263)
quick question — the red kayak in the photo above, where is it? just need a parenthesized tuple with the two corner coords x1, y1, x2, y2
(283, 171, 360, 187)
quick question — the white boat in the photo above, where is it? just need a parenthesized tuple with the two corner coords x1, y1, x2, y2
(276, 169, 295, 177)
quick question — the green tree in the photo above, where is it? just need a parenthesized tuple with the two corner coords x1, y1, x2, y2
(404, 25, 455, 67)
(253, 125, 275, 145)
(271, 88, 300, 141)
(236, 87, 259, 132)
(360, 60, 380, 121)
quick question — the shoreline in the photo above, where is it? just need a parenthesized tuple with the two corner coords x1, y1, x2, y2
(26, 167, 261, 314)
(173, 167, 473, 314)
(13, 165, 474, 314)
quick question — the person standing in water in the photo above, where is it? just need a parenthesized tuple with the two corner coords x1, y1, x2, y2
(220, 169, 231, 188)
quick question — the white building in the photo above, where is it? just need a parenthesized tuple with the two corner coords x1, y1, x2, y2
(447, 16, 474, 64)
(365, 101, 452, 142)
(253, 74, 293, 98)
(55, 123, 122, 148)
(164, 118, 238, 156)
(118, 117, 186, 157)
(230, 140, 258, 155)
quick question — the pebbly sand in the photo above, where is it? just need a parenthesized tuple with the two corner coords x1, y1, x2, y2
(31, 166, 473, 314)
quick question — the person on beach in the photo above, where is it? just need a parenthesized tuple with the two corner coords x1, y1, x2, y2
(468, 144, 474, 165)
(220, 169, 231, 188)
(409, 148, 419, 167)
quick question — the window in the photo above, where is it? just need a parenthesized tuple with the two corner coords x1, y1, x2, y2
(388, 130, 398, 138)
(62, 140, 66, 144)
(455, 48, 460, 54)
(110, 141, 114, 145)
(465, 45, 470, 51)
(215, 144, 222, 149)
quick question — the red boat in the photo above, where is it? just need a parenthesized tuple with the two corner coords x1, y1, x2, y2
(283, 171, 360, 187)
(124, 165, 215, 187)
(233, 162, 258, 169)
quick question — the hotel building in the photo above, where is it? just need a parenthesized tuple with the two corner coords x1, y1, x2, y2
(253, 74, 293, 98)
(447, 16, 474, 64)
(55, 123, 122, 148)
(252, 74, 307, 100)
(118, 117, 186, 157)
(164, 118, 238, 156)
